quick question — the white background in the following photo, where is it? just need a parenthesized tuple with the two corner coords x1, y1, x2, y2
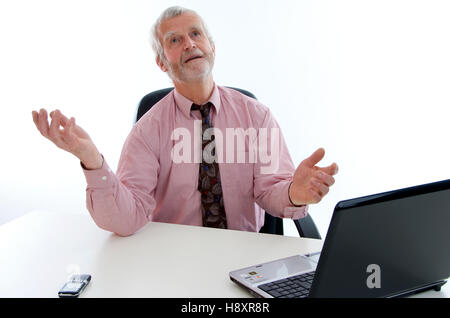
(1, 0, 449, 237)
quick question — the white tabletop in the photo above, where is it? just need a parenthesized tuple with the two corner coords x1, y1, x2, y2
(0, 210, 447, 298)
(0, 210, 323, 298)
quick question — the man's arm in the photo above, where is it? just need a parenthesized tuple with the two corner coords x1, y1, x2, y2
(252, 109, 338, 219)
(252, 109, 309, 219)
(32, 109, 159, 236)
(82, 124, 159, 236)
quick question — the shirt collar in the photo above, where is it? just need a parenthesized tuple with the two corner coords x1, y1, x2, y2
(173, 83, 221, 119)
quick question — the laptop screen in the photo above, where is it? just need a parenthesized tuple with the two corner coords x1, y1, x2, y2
(310, 181, 450, 298)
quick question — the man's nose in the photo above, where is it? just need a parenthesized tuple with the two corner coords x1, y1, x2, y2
(183, 36, 196, 50)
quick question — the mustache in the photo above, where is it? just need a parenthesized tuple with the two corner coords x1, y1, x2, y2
(182, 49, 212, 63)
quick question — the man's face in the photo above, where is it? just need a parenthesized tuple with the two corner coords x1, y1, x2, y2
(157, 12, 215, 83)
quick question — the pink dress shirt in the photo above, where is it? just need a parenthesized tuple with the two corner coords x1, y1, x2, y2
(83, 84, 308, 236)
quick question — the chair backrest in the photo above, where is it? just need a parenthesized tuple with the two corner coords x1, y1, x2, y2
(135, 86, 321, 239)
(294, 215, 322, 239)
(259, 212, 322, 239)
(136, 87, 257, 122)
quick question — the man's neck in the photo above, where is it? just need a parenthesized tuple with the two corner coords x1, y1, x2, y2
(173, 75, 215, 105)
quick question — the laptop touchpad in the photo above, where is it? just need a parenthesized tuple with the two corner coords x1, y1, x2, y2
(242, 255, 317, 284)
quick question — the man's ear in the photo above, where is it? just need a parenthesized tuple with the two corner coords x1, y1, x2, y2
(156, 55, 168, 73)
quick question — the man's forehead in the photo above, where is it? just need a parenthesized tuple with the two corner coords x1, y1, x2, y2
(164, 25, 203, 38)
(160, 13, 204, 37)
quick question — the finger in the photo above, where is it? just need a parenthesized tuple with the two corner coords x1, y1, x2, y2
(316, 171, 335, 187)
(302, 148, 325, 168)
(37, 109, 50, 137)
(318, 162, 339, 176)
(311, 178, 329, 197)
(62, 117, 76, 144)
(32, 111, 39, 127)
(48, 110, 63, 143)
(58, 112, 70, 127)
(309, 188, 322, 203)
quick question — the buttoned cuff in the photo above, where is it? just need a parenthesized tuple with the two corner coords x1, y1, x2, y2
(81, 156, 115, 189)
(283, 205, 309, 219)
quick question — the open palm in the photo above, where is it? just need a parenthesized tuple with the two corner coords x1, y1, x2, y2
(32, 109, 102, 169)
(289, 148, 338, 205)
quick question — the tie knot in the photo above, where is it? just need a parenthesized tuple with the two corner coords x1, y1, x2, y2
(191, 102, 212, 118)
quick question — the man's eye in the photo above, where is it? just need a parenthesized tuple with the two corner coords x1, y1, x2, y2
(171, 38, 178, 43)
(193, 31, 200, 36)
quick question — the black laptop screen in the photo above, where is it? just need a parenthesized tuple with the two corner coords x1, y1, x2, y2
(311, 181, 450, 298)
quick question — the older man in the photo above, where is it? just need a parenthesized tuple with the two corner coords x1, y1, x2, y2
(31, 6, 338, 236)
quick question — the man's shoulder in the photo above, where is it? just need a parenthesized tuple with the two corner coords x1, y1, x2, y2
(219, 86, 257, 101)
(218, 86, 269, 112)
(136, 89, 174, 125)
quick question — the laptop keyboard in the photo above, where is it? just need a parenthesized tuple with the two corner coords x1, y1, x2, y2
(258, 271, 315, 298)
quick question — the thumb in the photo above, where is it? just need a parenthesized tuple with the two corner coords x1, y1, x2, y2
(302, 148, 325, 168)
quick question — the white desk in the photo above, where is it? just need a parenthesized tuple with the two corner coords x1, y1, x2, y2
(0, 211, 448, 298)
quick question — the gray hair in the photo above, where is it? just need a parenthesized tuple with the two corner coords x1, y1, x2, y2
(150, 6, 214, 61)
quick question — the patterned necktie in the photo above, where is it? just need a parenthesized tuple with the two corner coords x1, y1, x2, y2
(191, 102, 228, 229)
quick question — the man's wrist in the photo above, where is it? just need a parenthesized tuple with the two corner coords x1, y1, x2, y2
(80, 153, 104, 170)
(288, 182, 305, 207)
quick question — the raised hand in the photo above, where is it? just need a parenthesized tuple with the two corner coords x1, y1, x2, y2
(31, 109, 103, 170)
(289, 148, 338, 205)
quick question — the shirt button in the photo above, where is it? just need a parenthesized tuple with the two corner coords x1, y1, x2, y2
(102, 176, 107, 181)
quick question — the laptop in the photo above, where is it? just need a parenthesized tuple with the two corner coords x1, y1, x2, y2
(230, 179, 450, 298)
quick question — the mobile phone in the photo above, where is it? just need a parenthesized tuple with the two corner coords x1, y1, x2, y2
(58, 274, 91, 298)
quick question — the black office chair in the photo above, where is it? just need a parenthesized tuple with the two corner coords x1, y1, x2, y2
(135, 87, 322, 240)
